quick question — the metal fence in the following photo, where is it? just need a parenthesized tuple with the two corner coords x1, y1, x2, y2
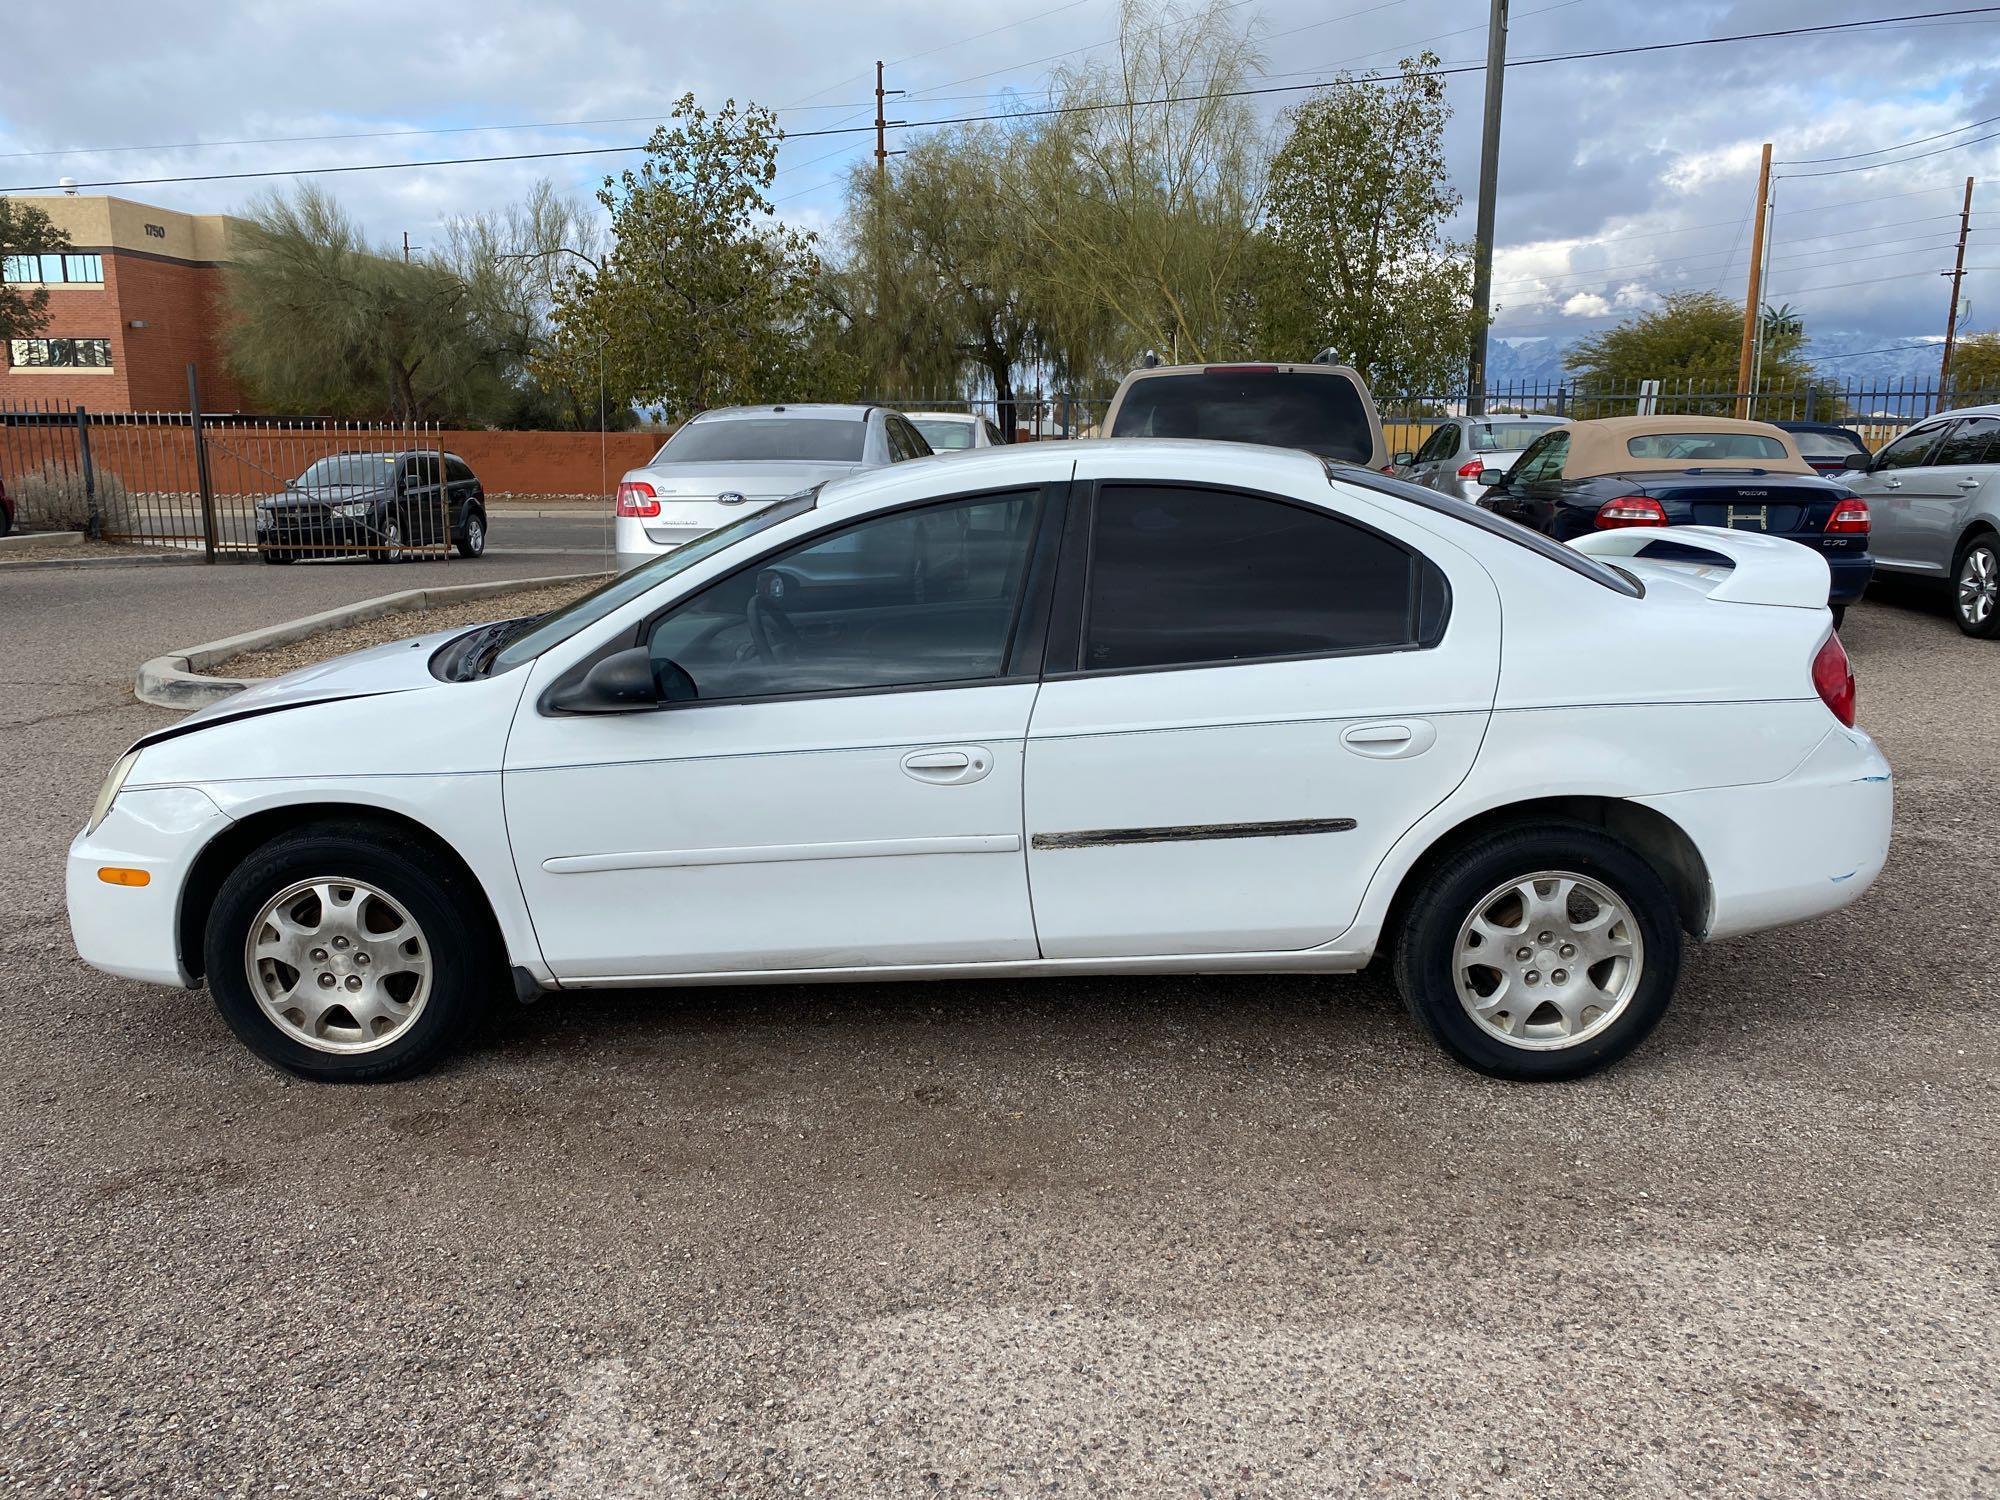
(1, 385, 451, 561)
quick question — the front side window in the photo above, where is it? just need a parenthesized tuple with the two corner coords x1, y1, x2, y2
(1873, 424, 1945, 471)
(645, 490, 1042, 701)
(1931, 417, 2000, 467)
(1509, 432, 1569, 485)
(659, 417, 866, 464)
(1415, 425, 1456, 463)
(8, 337, 111, 368)
(1626, 432, 1788, 461)
(1080, 485, 1438, 674)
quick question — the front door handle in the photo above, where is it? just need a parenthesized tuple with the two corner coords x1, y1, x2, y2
(1341, 721, 1437, 759)
(901, 747, 993, 785)
(1958, 477, 1982, 489)
(1884, 477, 1902, 489)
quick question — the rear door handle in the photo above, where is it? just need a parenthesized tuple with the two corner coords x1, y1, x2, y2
(1341, 721, 1437, 759)
(1884, 477, 1902, 489)
(901, 747, 993, 785)
(1958, 477, 1981, 489)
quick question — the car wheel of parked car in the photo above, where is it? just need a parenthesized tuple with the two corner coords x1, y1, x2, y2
(456, 510, 486, 559)
(1393, 823, 1682, 1081)
(1952, 533, 2000, 638)
(204, 824, 493, 1082)
(258, 548, 294, 565)
(377, 520, 404, 564)
(1830, 604, 1845, 630)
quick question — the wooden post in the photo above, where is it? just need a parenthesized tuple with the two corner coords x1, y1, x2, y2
(1938, 176, 1976, 405)
(1735, 143, 1773, 418)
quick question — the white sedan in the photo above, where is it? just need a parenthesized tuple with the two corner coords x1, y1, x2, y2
(69, 441, 1892, 1083)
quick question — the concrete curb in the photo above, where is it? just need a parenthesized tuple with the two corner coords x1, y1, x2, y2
(134, 570, 605, 710)
(0, 530, 83, 553)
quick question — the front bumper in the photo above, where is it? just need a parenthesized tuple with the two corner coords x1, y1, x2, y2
(66, 786, 233, 988)
(1637, 724, 1892, 941)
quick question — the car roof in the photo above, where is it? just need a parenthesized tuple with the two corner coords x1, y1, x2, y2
(1117, 361, 1365, 382)
(1924, 402, 2000, 421)
(688, 404, 876, 423)
(1552, 415, 1815, 478)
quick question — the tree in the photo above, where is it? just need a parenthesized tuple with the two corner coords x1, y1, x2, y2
(1016, 0, 1267, 370)
(1563, 290, 1842, 418)
(1255, 52, 1476, 392)
(0, 197, 71, 343)
(223, 187, 519, 423)
(1949, 330, 2000, 402)
(547, 94, 830, 423)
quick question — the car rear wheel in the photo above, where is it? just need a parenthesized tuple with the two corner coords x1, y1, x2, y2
(1952, 534, 2000, 638)
(204, 825, 493, 1081)
(1392, 823, 1682, 1080)
(456, 510, 486, 559)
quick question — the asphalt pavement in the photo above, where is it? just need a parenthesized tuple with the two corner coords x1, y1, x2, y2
(0, 555, 1995, 1498)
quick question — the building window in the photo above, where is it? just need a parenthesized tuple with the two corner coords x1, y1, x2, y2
(8, 338, 113, 368)
(1, 253, 104, 284)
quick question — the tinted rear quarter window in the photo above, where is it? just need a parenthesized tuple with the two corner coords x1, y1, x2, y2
(1109, 371, 1374, 464)
(664, 418, 867, 463)
(1081, 484, 1440, 673)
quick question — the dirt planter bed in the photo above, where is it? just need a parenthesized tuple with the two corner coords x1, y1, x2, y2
(135, 572, 607, 709)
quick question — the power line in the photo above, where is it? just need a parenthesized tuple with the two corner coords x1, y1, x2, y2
(1778, 125, 2000, 178)
(11, 8, 1997, 196)
(1774, 109, 2000, 166)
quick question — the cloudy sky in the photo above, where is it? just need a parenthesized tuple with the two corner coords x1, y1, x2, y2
(2, 0, 1996, 359)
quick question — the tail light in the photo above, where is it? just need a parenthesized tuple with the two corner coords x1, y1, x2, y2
(1380, 464, 1397, 475)
(1811, 631, 1856, 727)
(1593, 496, 1669, 529)
(615, 481, 660, 518)
(1825, 497, 1870, 534)
(1457, 459, 1489, 479)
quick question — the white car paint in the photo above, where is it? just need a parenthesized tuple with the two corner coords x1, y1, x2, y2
(69, 441, 1892, 1070)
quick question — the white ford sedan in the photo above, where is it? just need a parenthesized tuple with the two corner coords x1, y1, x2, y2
(69, 441, 1892, 1083)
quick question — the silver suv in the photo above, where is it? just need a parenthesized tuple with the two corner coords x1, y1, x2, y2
(1395, 414, 1567, 502)
(1837, 403, 2000, 636)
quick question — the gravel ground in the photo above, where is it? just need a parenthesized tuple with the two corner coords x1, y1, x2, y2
(0, 568, 1996, 1499)
(215, 578, 604, 677)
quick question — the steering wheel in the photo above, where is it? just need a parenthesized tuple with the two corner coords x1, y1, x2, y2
(745, 592, 803, 664)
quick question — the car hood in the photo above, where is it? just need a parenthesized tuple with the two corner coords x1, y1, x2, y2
(624, 459, 868, 499)
(141, 625, 471, 748)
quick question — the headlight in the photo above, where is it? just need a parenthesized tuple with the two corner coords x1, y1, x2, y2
(87, 750, 140, 835)
(331, 502, 372, 519)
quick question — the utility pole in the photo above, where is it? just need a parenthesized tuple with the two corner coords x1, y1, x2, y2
(1734, 142, 1773, 418)
(1465, 0, 1508, 417)
(1938, 175, 1976, 402)
(402, 230, 411, 263)
(875, 61, 889, 183)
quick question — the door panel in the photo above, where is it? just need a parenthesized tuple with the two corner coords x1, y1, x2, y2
(505, 687, 1040, 977)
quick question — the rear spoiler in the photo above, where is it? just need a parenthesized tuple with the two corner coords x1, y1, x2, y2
(1569, 525, 1830, 609)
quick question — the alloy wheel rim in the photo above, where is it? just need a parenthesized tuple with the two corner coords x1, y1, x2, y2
(383, 522, 402, 562)
(243, 877, 432, 1054)
(467, 516, 484, 554)
(1451, 870, 1644, 1051)
(1958, 547, 1996, 626)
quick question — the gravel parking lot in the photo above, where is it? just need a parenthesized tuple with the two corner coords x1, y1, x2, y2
(1, 562, 1995, 1498)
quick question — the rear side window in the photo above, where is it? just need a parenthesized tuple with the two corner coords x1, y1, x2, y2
(1108, 371, 1374, 464)
(1931, 417, 2000, 467)
(662, 418, 866, 464)
(1079, 484, 1443, 673)
(1872, 424, 1944, 471)
(1626, 432, 1787, 461)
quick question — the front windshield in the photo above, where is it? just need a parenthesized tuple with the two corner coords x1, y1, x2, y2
(488, 494, 817, 674)
(911, 417, 975, 450)
(295, 454, 397, 487)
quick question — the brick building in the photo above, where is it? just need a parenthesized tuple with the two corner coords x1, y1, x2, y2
(2, 195, 248, 412)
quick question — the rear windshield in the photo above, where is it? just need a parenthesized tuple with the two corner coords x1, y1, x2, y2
(659, 417, 866, 464)
(911, 417, 975, 451)
(1471, 421, 1561, 453)
(1109, 371, 1374, 464)
(1626, 432, 1787, 461)
(1790, 428, 1868, 460)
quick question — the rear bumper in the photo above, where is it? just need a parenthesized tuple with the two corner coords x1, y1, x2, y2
(1636, 724, 1891, 941)
(1826, 553, 1874, 605)
(66, 786, 233, 988)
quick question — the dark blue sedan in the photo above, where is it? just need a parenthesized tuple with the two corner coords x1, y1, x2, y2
(1479, 416, 1873, 621)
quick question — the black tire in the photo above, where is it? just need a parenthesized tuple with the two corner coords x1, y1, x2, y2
(1951, 532, 2000, 638)
(1391, 822, 1682, 1081)
(456, 507, 486, 559)
(1829, 604, 1845, 630)
(204, 823, 494, 1082)
(258, 548, 295, 565)
(0, 502, 13, 538)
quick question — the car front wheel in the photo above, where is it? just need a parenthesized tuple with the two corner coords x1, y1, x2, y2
(1953, 534, 2000, 638)
(1392, 824, 1682, 1080)
(203, 824, 493, 1081)
(456, 509, 485, 559)
(376, 519, 404, 564)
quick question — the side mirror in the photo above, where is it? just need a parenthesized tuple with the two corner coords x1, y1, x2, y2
(1840, 452, 1871, 473)
(548, 646, 665, 714)
(1477, 468, 1506, 487)
(1394, 451, 1414, 466)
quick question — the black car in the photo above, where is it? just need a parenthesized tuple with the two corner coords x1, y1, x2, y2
(1480, 417, 1872, 622)
(1776, 421, 1873, 477)
(255, 451, 488, 564)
